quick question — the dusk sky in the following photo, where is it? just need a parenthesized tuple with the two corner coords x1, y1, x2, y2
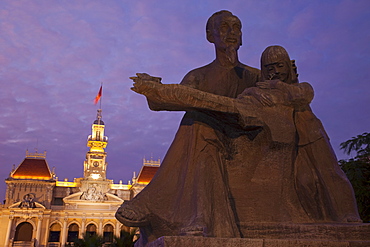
(1, 0, 369, 200)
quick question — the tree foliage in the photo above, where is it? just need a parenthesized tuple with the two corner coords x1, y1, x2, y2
(110, 230, 137, 247)
(66, 229, 137, 247)
(340, 132, 370, 156)
(339, 132, 370, 222)
(67, 234, 104, 247)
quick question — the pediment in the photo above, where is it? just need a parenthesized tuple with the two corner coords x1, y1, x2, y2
(63, 191, 83, 201)
(63, 191, 123, 204)
(9, 201, 46, 209)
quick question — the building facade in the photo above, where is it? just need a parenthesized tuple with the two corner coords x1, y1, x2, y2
(0, 110, 159, 247)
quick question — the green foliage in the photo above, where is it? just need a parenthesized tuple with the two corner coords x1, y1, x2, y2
(340, 132, 370, 156)
(339, 132, 370, 222)
(68, 234, 104, 247)
(109, 229, 137, 247)
(66, 229, 137, 247)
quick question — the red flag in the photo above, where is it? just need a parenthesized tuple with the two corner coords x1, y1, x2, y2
(94, 86, 102, 104)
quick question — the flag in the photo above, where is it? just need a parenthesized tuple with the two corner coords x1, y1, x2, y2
(94, 86, 102, 104)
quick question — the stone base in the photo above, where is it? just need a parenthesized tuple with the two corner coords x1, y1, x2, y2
(145, 223, 370, 247)
(147, 236, 369, 247)
(239, 222, 370, 241)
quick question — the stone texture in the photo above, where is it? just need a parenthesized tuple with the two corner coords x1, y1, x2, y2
(147, 236, 370, 247)
(239, 223, 370, 241)
(147, 223, 370, 247)
(147, 236, 263, 247)
(145, 223, 370, 247)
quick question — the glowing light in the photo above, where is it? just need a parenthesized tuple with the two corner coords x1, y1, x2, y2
(110, 184, 132, 190)
(12, 175, 51, 180)
(56, 181, 77, 187)
(91, 174, 101, 179)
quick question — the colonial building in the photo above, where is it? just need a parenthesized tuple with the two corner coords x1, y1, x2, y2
(0, 110, 160, 247)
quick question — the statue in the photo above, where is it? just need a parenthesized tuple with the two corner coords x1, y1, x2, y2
(257, 46, 361, 223)
(226, 45, 361, 224)
(80, 183, 107, 201)
(125, 46, 361, 226)
(19, 193, 36, 208)
(116, 10, 261, 244)
(116, 11, 361, 246)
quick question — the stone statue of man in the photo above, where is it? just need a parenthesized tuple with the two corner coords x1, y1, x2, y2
(116, 10, 261, 246)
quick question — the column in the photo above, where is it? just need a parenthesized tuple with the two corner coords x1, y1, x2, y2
(60, 217, 67, 247)
(35, 213, 43, 246)
(42, 216, 50, 247)
(4, 215, 14, 247)
(115, 221, 121, 238)
(80, 216, 86, 238)
(98, 215, 103, 235)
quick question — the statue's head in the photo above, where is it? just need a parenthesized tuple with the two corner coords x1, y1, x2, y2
(206, 10, 242, 51)
(261, 45, 298, 84)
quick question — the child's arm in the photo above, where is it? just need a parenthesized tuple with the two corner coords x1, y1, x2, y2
(256, 80, 314, 106)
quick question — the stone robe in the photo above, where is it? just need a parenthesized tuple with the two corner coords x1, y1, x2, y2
(118, 72, 360, 246)
(119, 61, 260, 246)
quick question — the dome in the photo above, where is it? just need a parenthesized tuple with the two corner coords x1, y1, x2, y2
(93, 119, 105, 125)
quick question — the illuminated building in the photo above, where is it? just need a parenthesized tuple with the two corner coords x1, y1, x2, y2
(0, 110, 159, 247)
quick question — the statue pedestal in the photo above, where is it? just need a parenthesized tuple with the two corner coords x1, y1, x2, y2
(145, 223, 370, 247)
(239, 222, 370, 241)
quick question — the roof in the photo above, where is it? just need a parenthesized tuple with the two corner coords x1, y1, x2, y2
(12, 157, 52, 180)
(93, 119, 105, 125)
(137, 166, 159, 184)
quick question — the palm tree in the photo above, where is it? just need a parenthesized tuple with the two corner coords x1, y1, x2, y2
(339, 132, 370, 222)
(110, 228, 137, 247)
(68, 233, 104, 247)
(340, 132, 370, 156)
(68, 229, 138, 247)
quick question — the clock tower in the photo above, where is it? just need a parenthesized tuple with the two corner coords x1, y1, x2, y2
(84, 109, 108, 180)
(79, 109, 112, 201)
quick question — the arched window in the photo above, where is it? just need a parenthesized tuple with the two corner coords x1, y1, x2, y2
(14, 222, 33, 241)
(67, 223, 79, 242)
(48, 223, 61, 242)
(120, 225, 134, 242)
(86, 223, 97, 237)
(103, 224, 114, 243)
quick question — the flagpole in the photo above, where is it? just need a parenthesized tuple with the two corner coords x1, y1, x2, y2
(99, 82, 103, 125)
(94, 83, 103, 125)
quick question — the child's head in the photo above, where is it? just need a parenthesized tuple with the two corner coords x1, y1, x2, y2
(261, 45, 298, 84)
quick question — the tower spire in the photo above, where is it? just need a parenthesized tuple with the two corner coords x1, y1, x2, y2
(80, 109, 111, 202)
(84, 109, 108, 180)
(96, 108, 102, 125)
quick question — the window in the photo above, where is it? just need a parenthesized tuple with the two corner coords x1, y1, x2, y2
(49, 223, 61, 242)
(14, 222, 33, 241)
(86, 223, 97, 237)
(52, 197, 64, 205)
(67, 223, 79, 242)
(103, 224, 114, 243)
(120, 225, 134, 242)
